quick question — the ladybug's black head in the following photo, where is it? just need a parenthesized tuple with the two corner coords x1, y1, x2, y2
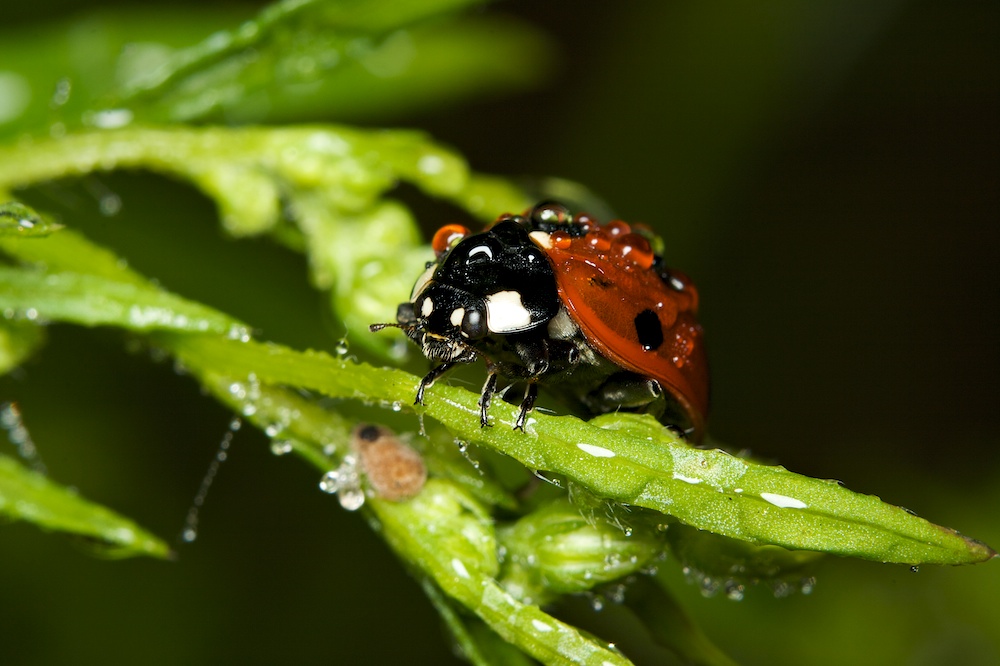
(392, 219, 560, 362)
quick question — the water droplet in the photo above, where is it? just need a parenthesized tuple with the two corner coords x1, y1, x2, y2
(700, 576, 721, 598)
(264, 423, 282, 437)
(178, 418, 240, 546)
(335, 338, 349, 356)
(1, 402, 47, 474)
(227, 325, 252, 342)
(531, 469, 564, 487)
(910, 565, 920, 574)
(390, 401, 403, 412)
(99, 193, 121, 216)
(50, 78, 71, 108)
(606, 583, 627, 604)
(590, 595, 605, 611)
(725, 581, 745, 601)
(319, 470, 341, 493)
(338, 487, 365, 511)
(771, 581, 793, 598)
(270, 439, 293, 456)
(86, 108, 134, 129)
(800, 576, 816, 595)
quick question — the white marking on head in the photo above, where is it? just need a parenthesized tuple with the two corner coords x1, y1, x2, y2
(528, 230, 552, 249)
(450, 307, 465, 327)
(485, 290, 534, 333)
(467, 245, 493, 260)
(420, 297, 434, 317)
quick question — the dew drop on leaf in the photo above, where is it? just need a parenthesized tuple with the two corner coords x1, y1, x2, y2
(725, 580, 745, 601)
(270, 439, 293, 456)
(319, 470, 341, 494)
(338, 487, 366, 511)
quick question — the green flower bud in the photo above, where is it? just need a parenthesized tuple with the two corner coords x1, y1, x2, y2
(498, 499, 664, 604)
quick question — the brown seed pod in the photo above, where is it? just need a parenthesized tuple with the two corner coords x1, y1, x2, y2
(350, 424, 427, 501)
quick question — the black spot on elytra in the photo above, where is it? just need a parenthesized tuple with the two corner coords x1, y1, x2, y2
(634, 309, 663, 351)
(358, 424, 381, 442)
(590, 276, 613, 289)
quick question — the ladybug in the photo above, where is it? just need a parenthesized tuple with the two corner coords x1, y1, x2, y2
(371, 202, 709, 441)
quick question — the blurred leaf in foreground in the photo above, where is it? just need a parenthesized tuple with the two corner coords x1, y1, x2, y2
(0, 0, 553, 138)
(0, 454, 170, 559)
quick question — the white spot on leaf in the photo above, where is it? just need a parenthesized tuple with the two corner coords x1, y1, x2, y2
(531, 619, 553, 632)
(451, 558, 470, 579)
(577, 443, 615, 458)
(760, 492, 808, 509)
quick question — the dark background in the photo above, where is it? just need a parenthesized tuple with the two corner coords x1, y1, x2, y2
(1, 1, 997, 664)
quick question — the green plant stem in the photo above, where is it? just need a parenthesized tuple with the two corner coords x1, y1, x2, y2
(161, 332, 996, 566)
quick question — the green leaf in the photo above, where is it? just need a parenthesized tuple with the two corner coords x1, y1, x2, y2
(0, 266, 248, 336)
(0, 225, 148, 286)
(0, 201, 63, 237)
(0, 126, 532, 360)
(372, 480, 629, 666)
(0, 0, 550, 136)
(0, 454, 170, 558)
(161, 333, 996, 566)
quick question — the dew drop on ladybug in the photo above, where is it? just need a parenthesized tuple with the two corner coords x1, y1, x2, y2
(371, 202, 709, 441)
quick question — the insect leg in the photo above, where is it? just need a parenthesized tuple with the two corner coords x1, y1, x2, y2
(513, 382, 538, 431)
(415, 362, 457, 405)
(478, 370, 499, 428)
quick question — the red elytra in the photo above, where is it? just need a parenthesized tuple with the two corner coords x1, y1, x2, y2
(534, 220, 710, 439)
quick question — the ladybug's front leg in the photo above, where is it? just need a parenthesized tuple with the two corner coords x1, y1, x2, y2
(508, 336, 550, 430)
(415, 361, 458, 405)
(478, 370, 498, 428)
(513, 382, 538, 431)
